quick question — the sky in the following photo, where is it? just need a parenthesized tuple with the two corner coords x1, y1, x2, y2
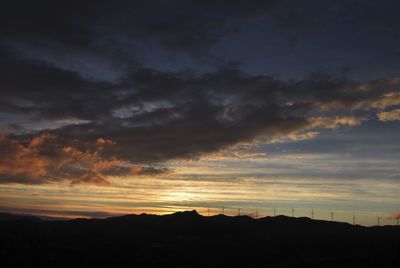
(0, 0, 399, 226)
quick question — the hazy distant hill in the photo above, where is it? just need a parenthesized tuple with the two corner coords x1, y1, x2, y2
(0, 212, 68, 222)
(0, 210, 399, 267)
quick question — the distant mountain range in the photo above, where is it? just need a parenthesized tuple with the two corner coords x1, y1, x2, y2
(0, 212, 68, 221)
(0, 210, 399, 267)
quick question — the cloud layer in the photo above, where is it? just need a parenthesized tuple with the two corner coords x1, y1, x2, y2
(1, 65, 399, 185)
(1, 0, 400, 185)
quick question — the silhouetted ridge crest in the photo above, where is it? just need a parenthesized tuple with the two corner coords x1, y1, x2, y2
(166, 210, 201, 219)
(1, 211, 398, 268)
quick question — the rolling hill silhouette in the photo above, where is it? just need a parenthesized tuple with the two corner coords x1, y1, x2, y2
(0, 210, 399, 267)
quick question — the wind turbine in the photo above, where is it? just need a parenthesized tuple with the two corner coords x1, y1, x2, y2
(377, 216, 381, 226)
(330, 211, 334, 222)
(311, 209, 314, 220)
(273, 208, 276, 217)
(238, 208, 241, 216)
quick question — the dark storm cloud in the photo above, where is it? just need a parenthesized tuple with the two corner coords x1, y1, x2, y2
(1, 0, 400, 185)
(0, 46, 117, 120)
(0, 0, 278, 60)
(1, 57, 399, 166)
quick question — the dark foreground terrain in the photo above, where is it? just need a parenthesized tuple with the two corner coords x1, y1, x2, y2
(0, 211, 399, 267)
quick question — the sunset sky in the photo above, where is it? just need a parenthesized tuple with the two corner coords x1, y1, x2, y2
(1, 0, 399, 226)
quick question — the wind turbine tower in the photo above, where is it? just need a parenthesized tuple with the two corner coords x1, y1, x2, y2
(311, 209, 314, 220)
(330, 212, 334, 222)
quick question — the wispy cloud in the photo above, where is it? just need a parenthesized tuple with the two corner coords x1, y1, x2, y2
(377, 109, 400, 121)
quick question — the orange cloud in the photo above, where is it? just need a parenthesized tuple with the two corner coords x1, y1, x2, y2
(131, 166, 143, 174)
(97, 137, 116, 145)
(309, 116, 362, 129)
(70, 172, 110, 186)
(287, 131, 320, 141)
(92, 159, 128, 173)
(0, 133, 56, 183)
(368, 92, 400, 109)
(0, 133, 168, 185)
(377, 109, 400, 121)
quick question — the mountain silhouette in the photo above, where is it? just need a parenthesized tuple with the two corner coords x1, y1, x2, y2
(0, 211, 399, 267)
